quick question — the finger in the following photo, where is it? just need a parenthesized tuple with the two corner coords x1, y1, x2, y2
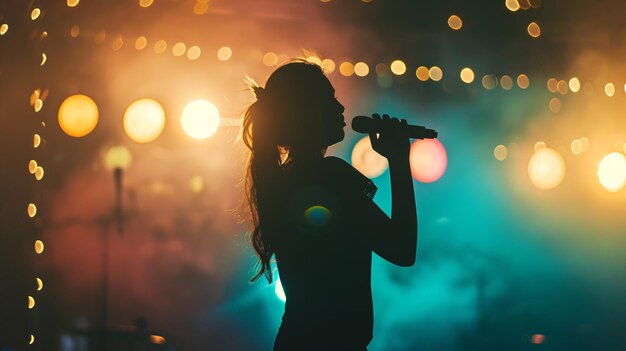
(368, 131, 379, 148)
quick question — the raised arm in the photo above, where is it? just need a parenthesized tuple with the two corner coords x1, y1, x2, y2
(362, 114, 418, 266)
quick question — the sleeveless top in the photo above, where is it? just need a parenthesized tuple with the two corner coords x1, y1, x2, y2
(270, 156, 378, 350)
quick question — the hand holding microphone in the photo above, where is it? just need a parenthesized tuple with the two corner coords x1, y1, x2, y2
(351, 114, 438, 161)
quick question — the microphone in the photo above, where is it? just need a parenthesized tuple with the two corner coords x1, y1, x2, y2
(351, 115, 438, 139)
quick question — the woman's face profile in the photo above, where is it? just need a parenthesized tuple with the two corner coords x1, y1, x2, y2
(310, 75, 346, 149)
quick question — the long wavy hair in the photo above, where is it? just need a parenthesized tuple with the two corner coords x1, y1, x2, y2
(242, 61, 332, 283)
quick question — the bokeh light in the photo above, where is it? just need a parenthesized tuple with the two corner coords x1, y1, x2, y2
(482, 75, 497, 90)
(597, 152, 626, 192)
(187, 46, 201, 60)
(549, 97, 561, 113)
(448, 15, 462, 30)
(135, 36, 148, 50)
(36, 278, 43, 291)
(570, 139, 583, 155)
(517, 74, 529, 89)
(154, 40, 167, 54)
(31, 8, 41, 20)
(123, 98, 165, 143)
(339, 61, 354, 77)
(70, 25, 80, 37)
(557, 80, 569, 95)
(58, 94, 99, 138)
(500, 75, 513, 90)
(27, 203, 37, 218)
(527, 22, 541, 38)
(534, 141, 546, 152)
(34, 240, 44, 254)
(172, 42, 186, 56)
(263, 52, 278, 66)
(67, 0, 80, 7)
(429, 66, 443, 81)
(180, 100, 221, 139)
(409, 139, 447, 183)
(568, 77, 581, 92)
(35, 166, 44, 181)
(416, 66, 429, 81)
(390, 60, 406, 75)
(605, 83, 615, 97)
(547, 78, 558, 93)
(28, 160, 37, 174)
(194, 2, 209, 15)
(505, 0, 520, 11)
(460, 67, 475, 83)
(105, 146, 132, 171)
(112, 36, 124, 51)
(354, 62, 369, 77)
(494, 144, 508, 161)
(34, 134, 41, 148)
(321, 58, 336, 73)
(28, 296, 35, 309)
(139, 0, 154, 8)
(351, 136, 388, 178)
(217, 46, 232, 61)
(0, 24, 8, 35)
(528, 148, 565, 190)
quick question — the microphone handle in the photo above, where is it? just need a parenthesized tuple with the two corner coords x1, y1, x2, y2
(352, 115, 438, 139)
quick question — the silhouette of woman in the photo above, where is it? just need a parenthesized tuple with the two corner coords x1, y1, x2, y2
(242, 60, 418, 350)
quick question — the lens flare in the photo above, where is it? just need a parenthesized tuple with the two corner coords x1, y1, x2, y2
(123, 98, 165, 143)
(528, 148, 565, 190)
(180, 100, 221, 139)
(409, 139, 447, 183)
(351, 136, 388, 178)
(304, 205, 332, 226)
(597, 152, 626, 192)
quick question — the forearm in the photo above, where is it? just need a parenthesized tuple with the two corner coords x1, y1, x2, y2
(388, 157, 418, 263)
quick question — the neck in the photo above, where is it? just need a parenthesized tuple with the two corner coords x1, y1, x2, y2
(288, 148, 326, 163)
